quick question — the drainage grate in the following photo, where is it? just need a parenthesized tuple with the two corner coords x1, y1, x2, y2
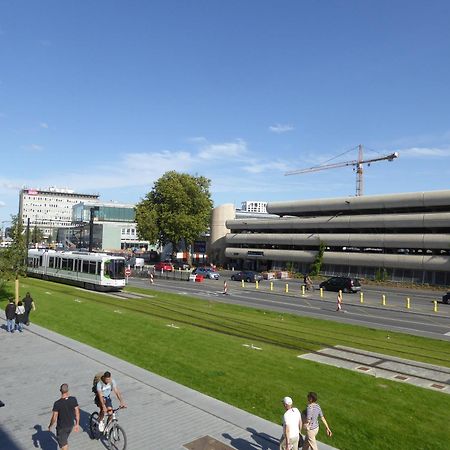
(394, 375, 409, 381)
(430, 383, 446, 390)
(356, 366, 370, 372)
(184, 435, 235, 450)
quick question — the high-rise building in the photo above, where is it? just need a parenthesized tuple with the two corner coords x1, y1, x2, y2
(240, 201, 267, 214)
(18, 187, 99, 238)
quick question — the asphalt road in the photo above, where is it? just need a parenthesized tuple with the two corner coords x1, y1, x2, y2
(128, 273, 450, 341)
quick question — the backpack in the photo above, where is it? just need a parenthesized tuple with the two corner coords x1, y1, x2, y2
(92, 372, 104, 395)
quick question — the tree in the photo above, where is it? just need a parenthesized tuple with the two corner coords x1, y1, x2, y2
(309, 241, 326, 276)
(0, 215, 27, 301)
(135, 171, 213, 256)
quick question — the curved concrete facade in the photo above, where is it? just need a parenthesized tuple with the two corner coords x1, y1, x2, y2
(225, 233, 450, 249)
(224, 248, 450, 271)
(226, 211, 450, 231)
(267, 189, 450, 216)
(209, 203, 236, 264)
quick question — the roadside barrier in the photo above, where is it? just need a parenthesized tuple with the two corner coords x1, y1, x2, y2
(360, 292, 364, 304)
(382, 294, 386, 306)
(320, 288, 323, 298)
(406, 297, 411, 309)
(434, 300, 438, 312)
(301, 285, 305, 296)
(223, 281, 228, 295)
(285, 283, 289, 293)
(255, 280, 259, 289)
(270, 281, 273, 291)
(149, 272, 154, 284)
(241, 279, 245, 288)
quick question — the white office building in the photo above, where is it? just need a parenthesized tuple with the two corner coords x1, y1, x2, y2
(19, 187, 99, 238)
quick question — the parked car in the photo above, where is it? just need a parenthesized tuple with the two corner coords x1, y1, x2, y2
(192, 267, 220, 280)
(172, 261, 191, 270)
(442, 292, 450, 304)
(230, 271, 263, 283)
(319, 276, 361, 293)
(154, 261, 174, 272)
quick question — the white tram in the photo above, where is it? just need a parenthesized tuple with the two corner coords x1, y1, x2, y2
(27, 249, 126, 291)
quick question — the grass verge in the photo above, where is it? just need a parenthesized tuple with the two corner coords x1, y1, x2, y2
(2, 278, 450, 450)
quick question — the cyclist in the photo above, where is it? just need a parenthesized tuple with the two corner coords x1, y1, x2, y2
(95, 371, 126, 431)
(304, 273, 313, 291)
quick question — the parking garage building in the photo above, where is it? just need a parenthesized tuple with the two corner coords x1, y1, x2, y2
(223, 190, 450, 285)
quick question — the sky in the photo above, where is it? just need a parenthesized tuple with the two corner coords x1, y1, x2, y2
(1, 0, 450, 224)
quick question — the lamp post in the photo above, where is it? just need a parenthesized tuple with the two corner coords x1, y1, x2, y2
(88, 206, 99, 252)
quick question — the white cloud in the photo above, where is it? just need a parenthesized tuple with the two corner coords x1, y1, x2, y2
(243, 160, 290, 174)
(0, 201, 5, 207)
(40, 122, 49, 129)
(198, 139, 247, 160)
(269, 123, 294, 134)
(22, 144, 43, 151)
(399, 147, 450, 158)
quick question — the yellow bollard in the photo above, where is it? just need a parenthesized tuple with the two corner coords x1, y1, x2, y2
(285, 283, 289, 293)
(241, 279, 245, 288)
(434, 300, 438, 313)
(360, 292, 364, 304)
(382, 294, 386, 306)
(406, 297, 410, 309)
(270, 281, 273, 291)
(320, 287, 323, 298)
(255, 280, 259, 290)
(301, 285, 305, 296)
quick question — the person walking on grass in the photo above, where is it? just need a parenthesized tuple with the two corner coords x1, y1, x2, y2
(302, 392, 332, 450)
(22, 291, 36, 325)
(5, 298, 16, 333)
(15, 301, 26, 332)
(48, 383, 79, 450)
(280, 396, 302, 450)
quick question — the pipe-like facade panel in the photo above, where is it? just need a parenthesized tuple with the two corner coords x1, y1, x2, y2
(225, 233, 450, 249)
(226, 212, 450, 231)
(266, 189, 450, 216)
(224, 248, 450, 271)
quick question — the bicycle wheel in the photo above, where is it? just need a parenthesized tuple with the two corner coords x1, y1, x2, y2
(89, 411, 102, 440)
(108, 423, 127, 450)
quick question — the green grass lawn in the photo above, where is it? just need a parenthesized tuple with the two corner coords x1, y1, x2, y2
(2, 278, 450, 450)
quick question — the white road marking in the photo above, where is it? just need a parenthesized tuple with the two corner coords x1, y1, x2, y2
(166, 323, 180, 329)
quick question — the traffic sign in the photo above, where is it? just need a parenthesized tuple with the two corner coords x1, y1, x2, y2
(125, 268, 132, 277)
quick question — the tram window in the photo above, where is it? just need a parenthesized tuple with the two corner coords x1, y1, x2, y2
(88, 261, 97, 275)
(39, 256, 43, 266)
(49, 256, 54, 268)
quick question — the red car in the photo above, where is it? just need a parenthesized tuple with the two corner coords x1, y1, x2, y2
(154, 261, 173, 272)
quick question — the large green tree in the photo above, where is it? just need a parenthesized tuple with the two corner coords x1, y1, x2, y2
(136, 171, 213, 254)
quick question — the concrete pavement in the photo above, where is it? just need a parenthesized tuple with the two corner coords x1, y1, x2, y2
(0, 313, 337, 450)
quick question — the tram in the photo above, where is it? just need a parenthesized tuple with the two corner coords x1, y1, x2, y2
(27, 249, 126, 291)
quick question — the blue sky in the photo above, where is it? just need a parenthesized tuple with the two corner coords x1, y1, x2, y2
(1, 0, 450, 223)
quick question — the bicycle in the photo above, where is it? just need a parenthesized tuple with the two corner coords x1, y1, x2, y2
(303, 282, 315, 292)
(89, 406, 127, 450)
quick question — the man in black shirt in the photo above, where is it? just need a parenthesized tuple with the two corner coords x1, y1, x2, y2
(22, 292, 36, 325)
(4, 298, 16, 333)
(48, 384, 79, 450)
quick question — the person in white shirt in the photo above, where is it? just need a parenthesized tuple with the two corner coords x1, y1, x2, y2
(280, 396, 302, 450)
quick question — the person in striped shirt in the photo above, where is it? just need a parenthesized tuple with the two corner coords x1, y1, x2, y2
(302, 392, 332, 450)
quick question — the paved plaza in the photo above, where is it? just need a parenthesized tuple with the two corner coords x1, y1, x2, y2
(0, 313, 337, 450)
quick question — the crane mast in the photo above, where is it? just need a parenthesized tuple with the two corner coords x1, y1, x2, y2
(285, 144, 399, 196)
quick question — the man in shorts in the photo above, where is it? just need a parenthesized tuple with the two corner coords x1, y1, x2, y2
(96, 371, 126, 431)
(48, 383, 79, 450)
(280, 396, 302, 450)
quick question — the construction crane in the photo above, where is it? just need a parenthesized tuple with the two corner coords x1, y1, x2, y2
(285, 144, 399, 196)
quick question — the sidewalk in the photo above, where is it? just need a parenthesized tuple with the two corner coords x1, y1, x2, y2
(0, 313, 337, 450)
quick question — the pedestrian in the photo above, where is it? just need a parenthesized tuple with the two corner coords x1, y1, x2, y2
(336, 290, 343, 312)
(15, 301, 26, 332)
(22, 292, 36, 325)
(280, 396, 302, 450)
(302, 392, 332, 450)
(48, 383, 79, 450)
(5, 298, 16, 333)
